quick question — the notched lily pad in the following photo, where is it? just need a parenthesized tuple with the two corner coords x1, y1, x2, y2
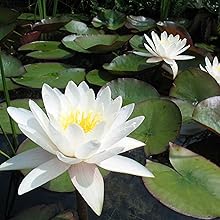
(143, 144, 220, 219)
(130, 99, 181, 155)
(170, 68, 220, 104)
(13, 63, 85, 88)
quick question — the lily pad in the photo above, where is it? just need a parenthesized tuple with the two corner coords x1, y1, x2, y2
(0, 23, 16, 41)
(143, 144, 220, 219)
(62, 34, 131, 53)
(19, 41, 61, 51)
(0, 78, 20, 91)
(18, 13, 41, 21)
(86, 69, 116, 86)
(65, 20, 99, 34)
(0, 99, 43, 134)
(130, 99, 181, 155)
(92, 9, 126, 30)
(125, 16, 156, 32)
(170, 68, 220, 104)
(0, 52, 25, 77)
(13, 63, 85, 88)
(17, 138, 109, 193)
(193, 96, 220, 134)
(102, 78, 159, 105)
(129, 35, 146, 52)
(103, 54, 156, 74)
(0, 8, 20, 24)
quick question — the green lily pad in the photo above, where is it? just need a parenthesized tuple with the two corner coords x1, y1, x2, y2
(143, 144, 220, 219)
(125, 16, 156, 32)
(0, 99, 43, 134)
(19, 41, 61, 51)
(86, 69, 116, 86)
(13, 63, 85, 88)
(92, 9, 126, 30)
(17, 138, 109, 193)
(170, 68, 220, 104)
(0, 23, 16, 41)
(193, 96, 220, 134)
(130, 99, 181, 155)
(102, 78, 159, 105)
(0, 78, 20, 91)
(103, 54, 156, 74)
(62, 34, 131, 53)
(0, 52, 25, 77)
(0, 8, 20, 25)
(129, 35, 146, 52)
(18, 13, 41, 21)
(65, 20, 99, 34)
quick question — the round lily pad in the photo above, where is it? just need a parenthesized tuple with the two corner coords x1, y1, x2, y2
(170, 68, 220, 104)
(13, 63, 85, 88)
(103, 54, 157, 74)
(143, 144, 220, 219)
(130, 99, 181, 155)
(17, 138, 109, 193)
(193, 96, 220, 134)
(86, 69, 116, 86)
(19, 41, 61, 51)
(0, 99, 43, 134)
(102, 78, 159, 105)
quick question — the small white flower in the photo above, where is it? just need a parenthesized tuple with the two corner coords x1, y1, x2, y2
(0, 81, 153, 216)
(200, 56, 220, 84)
(134, 31, 195, 78)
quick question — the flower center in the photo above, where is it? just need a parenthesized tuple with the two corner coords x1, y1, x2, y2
(60, 110, 102, 132)
(214, 65, 220, 72)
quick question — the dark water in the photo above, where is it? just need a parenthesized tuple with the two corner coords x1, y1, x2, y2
(1, 135, 220, 220)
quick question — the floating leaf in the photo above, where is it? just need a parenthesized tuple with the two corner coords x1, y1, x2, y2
(130, 99, 181, 155)
(0, 99, 43, 134)
(129, 35, 146, 52)
(0, 78, 20, 91)
(103, 54, 156, 74)
(86, 69, 116, 86)
(0, 23, 16, 41)
(0, 8, 20, 25)
(92, 9, 126, 30)
(13, 63, 85, 88)
(19, 41, 61, 51)
(18, 13, 41, 21)
(193, 96, 220, 135)
(65, 20, 99, 34)
(170, 68, 220, 104)
(0, 52, 25, 77)
(125, 16, 156, 32)
(102, 78, 159, 105)
(143, 144, 220, 219)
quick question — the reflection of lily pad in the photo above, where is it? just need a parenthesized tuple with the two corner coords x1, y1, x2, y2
(0, 99, 43, 134)
(102, 78, 159, 105)
(143, 144, 220, 219)
(0, 8, 20, 24)
(130, 99, 181, 155)
(170, 68, 220, 104)
(103, 54, 157, 74)
(13, 63, 85, 88)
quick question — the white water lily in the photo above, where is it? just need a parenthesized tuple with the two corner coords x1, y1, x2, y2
(200, 56, 220, 84)
(134, 31, 195, 78)
(0, 81, 153, 216)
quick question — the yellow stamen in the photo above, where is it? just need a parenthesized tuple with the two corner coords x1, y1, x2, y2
(60, 110, 102, 132)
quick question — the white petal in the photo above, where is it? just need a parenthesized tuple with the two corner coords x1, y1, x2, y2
(144, 43, 158, 57)
(96, 86, 111, 108)
(104, 96, 122, 118)
(205, 56, 212, 68)
(97, 155, 154, 177)
(18, 158, 70, 195)
(102, 116, 145, 149)
(169, 60, 178, 79)
(133, 51, 152, 57)
(75, 140, 101, 159)
(111, 137, 145, 153)
(175, 55, 195, 60)
(199, 64, 207, 72)
(56, 151, 82, 164)
(147, 57, 163, 63)
(144, 33, 157, 52)
(78, 81, 90, 93)
(68, 163, 104, 216)
(86, 121, 106, 141)
(7, 107, 33, 126)
(175, 45, 190, 55)
(65, 81, 80, 107)
(42, 84, 61, 119)
(213, 56, 219, 66)
(0, 147, 54, 170)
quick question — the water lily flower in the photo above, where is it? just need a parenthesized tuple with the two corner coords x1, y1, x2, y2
(134, 31, 195, 78)
(0, 81, 153, 216)
(200, 56, 220, 84)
